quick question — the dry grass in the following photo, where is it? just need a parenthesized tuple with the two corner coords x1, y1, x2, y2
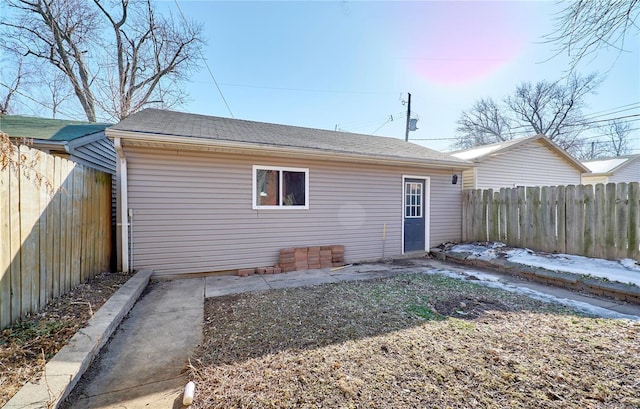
(0, 271, 132, 406)
(190, 272, 640, 408)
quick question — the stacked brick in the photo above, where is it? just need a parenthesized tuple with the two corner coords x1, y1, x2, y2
(236, 245, 345, 277)
(279, 245, 344, 272)
(237, 266, 283, 277)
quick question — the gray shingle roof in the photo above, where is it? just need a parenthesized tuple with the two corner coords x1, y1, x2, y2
(108, 108, 468, 165)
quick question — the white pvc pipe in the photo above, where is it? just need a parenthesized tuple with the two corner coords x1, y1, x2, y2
(114, 138, 129, 273)
(183, 381, 195, 406)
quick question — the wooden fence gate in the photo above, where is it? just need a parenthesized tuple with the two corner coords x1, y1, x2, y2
(462, 182, 640, 262)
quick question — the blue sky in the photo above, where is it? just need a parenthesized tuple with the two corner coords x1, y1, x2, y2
(169, 0, 639, 153)
(4, 0, 639, 154)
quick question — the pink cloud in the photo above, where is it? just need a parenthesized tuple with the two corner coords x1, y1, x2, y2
(401, 1, 530, 85)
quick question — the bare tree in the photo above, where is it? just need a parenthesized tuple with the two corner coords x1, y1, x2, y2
(506, 73, 602, 152)
(454, 98, 514, 149)
(546, 0, 640, 70)
(453, 73, 602, 156)
(0, 58, 26, 115)
(2, 0, 203, 122)
(44, 70, 74, 119)
(600, 119, 632, 157)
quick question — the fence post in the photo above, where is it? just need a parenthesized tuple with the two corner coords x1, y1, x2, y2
(583, 185, 595, 258)
(556, 186, 566, 254)
(565, 185, 576, 254)
(615, 183, 629, 260)
(593, 184, 606, 259)
(628, 182, 640, 261)
(487, 189, 500, 242)
(499, 188, 508, 243)
(605, 183, 617, 260)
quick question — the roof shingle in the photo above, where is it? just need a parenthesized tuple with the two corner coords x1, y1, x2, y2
(108, 108, 468, 165)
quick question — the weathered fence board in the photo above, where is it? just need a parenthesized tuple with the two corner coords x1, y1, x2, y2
(0, 166, 10, 329)
(629, 183, 640, 260)
(462, 182, 640, 262)
(0, 145, 111, 329)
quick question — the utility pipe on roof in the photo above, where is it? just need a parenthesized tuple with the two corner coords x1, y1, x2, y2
(113, 138, 130, 273)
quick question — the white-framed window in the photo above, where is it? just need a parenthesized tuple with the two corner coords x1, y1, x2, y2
(252, 165, 309, 209)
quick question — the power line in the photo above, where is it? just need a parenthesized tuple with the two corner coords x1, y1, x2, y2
(173, 0, 234, 118)
(582, 102, 640, 119)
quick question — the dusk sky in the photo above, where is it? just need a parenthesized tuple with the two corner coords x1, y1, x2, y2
(169, 0, 639, 153)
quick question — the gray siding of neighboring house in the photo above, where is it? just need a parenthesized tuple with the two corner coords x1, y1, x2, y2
(461, 168, 476, 190)
(581, 174, 610, 185)
(473, 139, 582, 190)
(69, 136, 117, 175)
(124, 146, 462, 276)
(609, 160, 640, 183)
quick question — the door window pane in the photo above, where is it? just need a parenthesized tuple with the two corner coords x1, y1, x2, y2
(405, 182, 423, 218)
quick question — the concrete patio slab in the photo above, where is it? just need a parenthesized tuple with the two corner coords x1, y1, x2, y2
(205, 274, 271, 297)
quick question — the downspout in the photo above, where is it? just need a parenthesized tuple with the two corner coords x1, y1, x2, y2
(113, 138, 130, 273)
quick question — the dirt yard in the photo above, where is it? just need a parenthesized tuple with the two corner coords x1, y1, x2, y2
(0, 271, 132, 406)
(190, 273, 640, 408)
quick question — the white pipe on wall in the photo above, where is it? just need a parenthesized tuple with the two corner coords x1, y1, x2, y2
(114, 138, 130, 273)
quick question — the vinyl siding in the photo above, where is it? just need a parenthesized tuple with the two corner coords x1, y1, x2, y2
(609, 160, 640, 183)
(70, 138, 116, 175)
(581, 175, 610, 185)
(124, 146, 462, 276)
(461, 168, 476, 190)
(475, 139, 582, 189)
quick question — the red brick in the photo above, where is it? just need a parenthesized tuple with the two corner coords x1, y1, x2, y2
(257, 267, 268, 275)
(320, 246, 333, 251)
(281, 265, 296, 273)
(266, 267, 275, 274)
(279, 256, 296, 263)
(273, 267, 282, 274)
(280, 248, 295, 255)
(332, 262, 344, 267)
(295, 262, 309, 270)
(308, 263, 321, 269)
(320, 261, 332, 268)
(237, 268, 255, 277)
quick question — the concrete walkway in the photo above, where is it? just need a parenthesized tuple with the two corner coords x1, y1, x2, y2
(61, 279, 204, 409)
(59, 260, 640, 409)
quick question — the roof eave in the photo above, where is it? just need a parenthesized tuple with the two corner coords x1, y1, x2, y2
(107, 129, 473, 170)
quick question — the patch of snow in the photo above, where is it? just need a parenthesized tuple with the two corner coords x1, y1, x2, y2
(583, 157, 628, 173)
(419, 267, 639, 321)
(450, 243, 640, 287)
(506, 250, 640, 286)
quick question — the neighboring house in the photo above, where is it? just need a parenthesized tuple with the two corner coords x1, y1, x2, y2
(0, 115, 115, 175)
(451, 134, 589, 190)
(581, 154, 640, 185)
(1, 115, 117, 268)
(107, 108, 471, 277)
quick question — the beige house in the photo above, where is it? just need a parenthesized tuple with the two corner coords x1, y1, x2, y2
(451, 134, 589, 190)
(107, 109, 470, 277)
(582, 154, 640, 185)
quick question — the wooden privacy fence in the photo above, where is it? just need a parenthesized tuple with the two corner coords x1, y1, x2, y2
(462, 182, 640, 262)
(1, 145, 112, 329)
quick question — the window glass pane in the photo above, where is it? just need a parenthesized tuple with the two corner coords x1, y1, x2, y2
(256, 169, 279, 206)
(282, 171, 306, 206)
